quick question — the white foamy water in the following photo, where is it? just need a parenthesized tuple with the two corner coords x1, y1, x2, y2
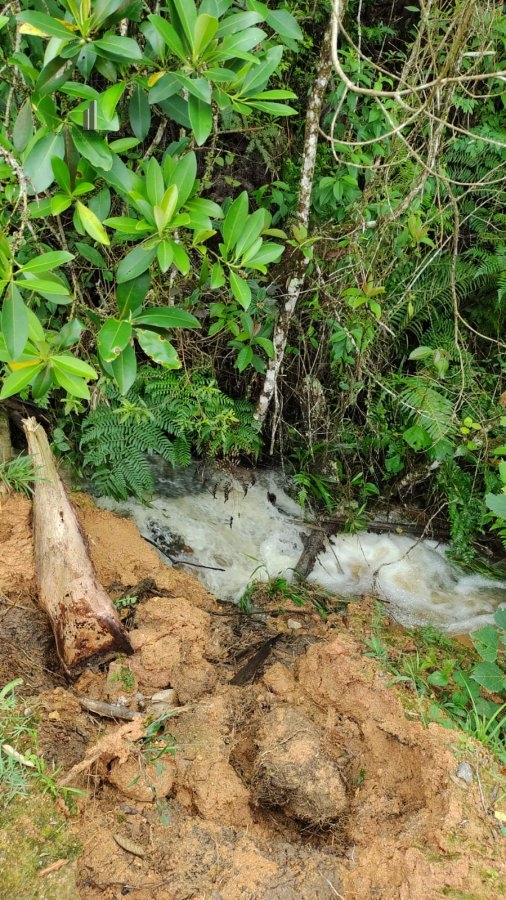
(96, 461, 506, 634)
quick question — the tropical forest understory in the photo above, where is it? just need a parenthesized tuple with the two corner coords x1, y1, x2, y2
(0, 0, 506, 566)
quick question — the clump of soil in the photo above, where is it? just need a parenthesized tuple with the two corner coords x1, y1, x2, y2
(1, 492, 505, 899)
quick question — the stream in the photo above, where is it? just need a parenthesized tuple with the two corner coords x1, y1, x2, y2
(96, 460, 506, 634)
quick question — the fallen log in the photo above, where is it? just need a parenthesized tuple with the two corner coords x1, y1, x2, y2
(23, 417, 133, 674)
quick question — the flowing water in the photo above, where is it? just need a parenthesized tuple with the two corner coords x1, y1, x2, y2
(96, 460, 506, 634)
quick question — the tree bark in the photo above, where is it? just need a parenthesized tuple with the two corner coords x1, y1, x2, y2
(254, 25, 333, 429)
(23, 417, 132, 674)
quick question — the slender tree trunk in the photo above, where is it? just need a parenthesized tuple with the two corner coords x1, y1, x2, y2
(23, 417, 133, 674)
(0, 406, 12, 462)
(254, 26, 333, 429)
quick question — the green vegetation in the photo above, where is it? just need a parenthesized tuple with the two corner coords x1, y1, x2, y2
(365, 608, 506, 764)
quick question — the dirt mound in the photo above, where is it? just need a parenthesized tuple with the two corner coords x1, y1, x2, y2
(1, 493, 505, 899)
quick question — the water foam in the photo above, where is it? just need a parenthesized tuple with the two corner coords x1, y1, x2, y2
(96, 461, 506, 634)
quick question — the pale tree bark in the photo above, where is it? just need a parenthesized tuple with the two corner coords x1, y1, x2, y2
(254, 25, 334, 430)
(23, 417, 132, 674)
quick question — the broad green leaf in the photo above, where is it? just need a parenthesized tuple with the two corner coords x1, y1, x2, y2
(75, 243, 106, 267)
(116, 272, 151, 318)
(241, 45, 284, 95)
(172, 0, 198, 50)
(485, 492, 506, 519)
(30, 366, 53, 400)
(236, 345, 253, 372)
(17, 12, 76, 41)
(133, 307, 200, 329)
(51, 195, 73, 215)
(229, 271, 251, 310)
(409, 346, 433, 360)
(470, 661, 506, 694)
(111, 341, 137, 394)
(2, 287, 28, 358)
(100, 81, 126, 121)
(210, 261, 225, 288)
(35, 56, 74, 99)
(171, 73, 211, 103)
(52, 318, 83, 349)
(160, 183, 179, 221)
(218, 27, 266, 59)
(93, 35, 143, 61)
(15, 275, 70, 296)
(88, 187, 111, 221)
(61, 82, 100, 100)
(51, 157, 71, 193)
(166, 152, 197, 207)
(234, 208, 264, 258)
(129, 84, 151, 140)
(76, 201, 110, 245)
(50, 354, 97, 379)
(264, 8, 303, 41)
(244, 241, 284, 267)
(171, 241, 190, 275)
(148, 15, 187, 60)
(102, 154, 145, 197)
(157, 239, 174, 272)
(71, 129, 113, 170)
(148, 73, 181, 104)
(471, 625, 500, 662)
(403, 425, 432, 451)
(135, 328, 181, 367)
(23, 132, 65, 193)
(117, 244, 157, 283)
(98, 318, 133, 362)
(20, 251, 74, 273)
(222, 191, 248, 250)
(27, 308, 45, 343)
(12, 99, 34, 152)
(188, 94, 213, 145)
(245, 99, 297, 116)
(0, 364, 44, 399)
(109, 137, 140, 152)
(145, 157, 165, 207)
(494, 608, 506, 631)
(52, 365, 91, 400)
(105, 216, 150, 234)
(193, 14, 218, 56)
(215, 11, 264, 36)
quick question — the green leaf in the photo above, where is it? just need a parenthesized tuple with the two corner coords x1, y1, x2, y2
(116, 273, 151, 318)
(111, 341, 137, 394)
(147, 14, 187, 60)
(27, 308, 45, 343)
(23, 132, 65, 193)
(12, 99, 34, 153)
(241, 45, 284, 95)
(133, 307, 200, 329)
(145, 157, 165, 207)
(243, 241, 283, 267)
(470, 661, 506, 694)
(15, 275, 70, 296)
(51, 157, 71, 193)
(0, 364, 44, 399)
(403, 425, 432, 451)
(216, 11, 264, 36)
(157, 239, 174, 272)
(165, 152, 197, 207)
(193, 14, 219, 56)
(171, 241, 190, 275)
(76, 201, 110, 245)
(17, 11, 76, 41)
(51, 195, 73, 215)
(234, 208, 265, 259)
(99, 81, 126, 122)
(236, 345, 253, 372)
(50, 354, 97, 379)
(229, 271, 251, 310)
(129, 84, 151, 140)
(93, 34, 143, 61)
(222, 192, 248, 250)
(117, 244, 157, 283)
(20, 251, 74, 273)
(71, 129, 113, 171)
(471, 625, 500, 662)
(2, 287, 28, 358)
(264, 9, 303, 41)
(98, 318, 133, 363)
(210, 262, 226, 288)
(188, 94, 213, 146)
(52, 365, 91, 400)
(109, 137, 140, 152)
(485, 492, 506, 519)
(172, 0, 198, 50)
(135, 328, 181, 367)
(245, 99, 297, 116)
(148, 73, 181, 104)
(409, 346, 433, 360)
(160, 183, 179, 222)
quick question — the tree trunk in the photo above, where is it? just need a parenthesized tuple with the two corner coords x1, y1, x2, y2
(254, 25, 333, 430)
(0, 406, 12, 462)
(23, 417, 132, 674)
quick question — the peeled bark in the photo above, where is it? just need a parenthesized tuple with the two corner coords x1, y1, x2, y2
(23, 417, 132, 674)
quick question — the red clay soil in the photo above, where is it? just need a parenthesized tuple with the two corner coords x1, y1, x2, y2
(0, 491, 505, 899)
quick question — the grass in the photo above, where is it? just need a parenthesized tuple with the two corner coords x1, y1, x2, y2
(0, 680, 82, 898)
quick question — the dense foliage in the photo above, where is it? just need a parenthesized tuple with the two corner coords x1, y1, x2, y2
(0, 0, 505, 559)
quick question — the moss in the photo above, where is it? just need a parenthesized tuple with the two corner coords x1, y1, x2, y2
(0, 793, 80, 900)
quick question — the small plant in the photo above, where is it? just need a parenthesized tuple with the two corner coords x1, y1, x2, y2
(0, 455, 39, 497)
(110, 665, 136, 692)
(113, 595, 139, 613)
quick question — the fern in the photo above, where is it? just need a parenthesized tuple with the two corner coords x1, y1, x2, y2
(398, 377, 456, 442)
(80, 367, 261, 500)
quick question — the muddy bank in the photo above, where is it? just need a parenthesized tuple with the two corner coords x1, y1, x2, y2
(0, 492, 505, 899)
